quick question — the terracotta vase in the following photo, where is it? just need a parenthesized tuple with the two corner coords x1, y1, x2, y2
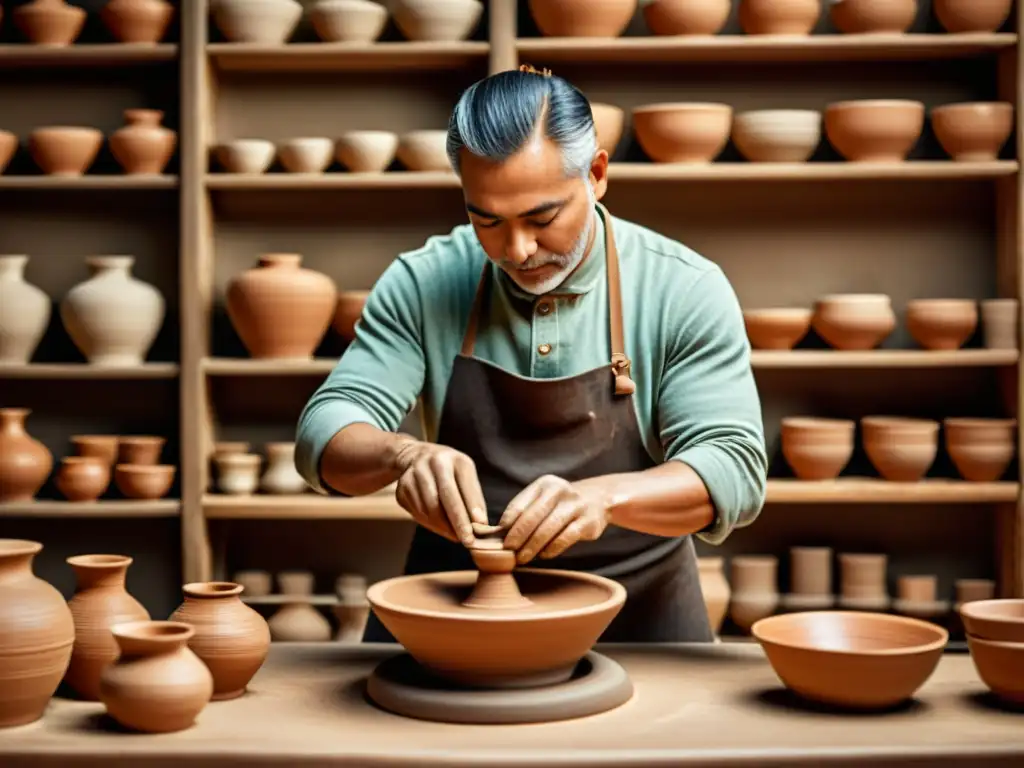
(71, 435, 120, 467)
(697, 557, 730, 634)
(738, 0, 821, 34)
(529, 0, 637, 37)
(0, 539, 75, 728)
(109, 109, 177, 175)
(392, 0, 483, 42)
(933, 0, 1013, 33)
(862, 416, 939, 482)
(0, 255, 51, 365)
(729, 555, 780, 633)
(56, 456, 111, 502)
(905, 299, 978, 351)
(118, 435, 165, 465)
(643, 0, 730, 35)
(260, 441, 308, 494)
(944, 418, 1017, 482)
(100, 0, 175, 44)
(829, 0, 918, 33)
(211, 0, 303, 43)
(780, 416, 856, 480)
(981, 299, 1019, 350)
(64, 554, 150, 701)
(60, 256, 166, 366)
(214, 453, 262, 495)
(226, 254, 336, 360)
(99, 620, 213, 733)
(268, 571, 332, 642)
(13, 0, 87, 45)
(0, 408, 53, 502)
(169, 582, 271, 701)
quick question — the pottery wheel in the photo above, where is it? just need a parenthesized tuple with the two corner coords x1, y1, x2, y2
(365, 651, 633, 724)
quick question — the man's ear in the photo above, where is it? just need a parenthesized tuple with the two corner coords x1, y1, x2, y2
(589, 149, 609, 201)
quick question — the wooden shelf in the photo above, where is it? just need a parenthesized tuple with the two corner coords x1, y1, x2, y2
(205, 172, 459, 191)
(0, 176, 178, 190)
(750, 349, 1019, 368)
(0, 500, 181, 518)
(203, 494, 408, 520)
(767, 479, 1019, 504)
(0, 43, 178, 67)
(202, 358, 336, 376)
(242, 594, 340, 606)
(0, 363, 180, 379)
(207, 42, 490, 73)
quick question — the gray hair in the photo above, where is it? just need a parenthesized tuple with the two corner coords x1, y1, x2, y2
(446, 68, 598, 179)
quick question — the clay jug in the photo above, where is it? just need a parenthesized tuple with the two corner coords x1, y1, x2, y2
(0, 255, 51, 365)
(99, 620, 213, 733)
(697, 557, 730, 634)
(260, 441, 309, 494)
(0, 539, 75, 728)
(169, 582, 271, 701)
(64, 554, 150, 701)
(101, 0, 175, 43)
(60, 256, 166, 366)
(13, 0, 87, 45)
(0, 408, 53, 502)
(109, 109, 177, 175)
(225, 254, 336, 359)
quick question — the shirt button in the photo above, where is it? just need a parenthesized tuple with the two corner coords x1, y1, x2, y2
(537, 301, 552, 316)
(538, 343, 552, 355)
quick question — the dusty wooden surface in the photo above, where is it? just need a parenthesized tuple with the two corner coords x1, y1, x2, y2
(0, 643, 1021, 767)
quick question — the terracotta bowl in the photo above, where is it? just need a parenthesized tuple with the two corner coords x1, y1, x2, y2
(632, 103, 733, 163)
(829, 0, 918, 33)
(643, 0, 730, 35)
(392, 0, 483, 42)
(0, 130, 15, 173)
(743, 308, 812, 350)
(738, 0, 821, 35)
(943, 417, 1017, 482)
(933, 0, 1013, 33)
(780, 417, 856, 480)
(28, 127, 104, 176)
(966, 635, 1024, 704)
(811, 293, 896, 350)
(310, 0, 388, 43)
(591, 103, 625, 156)
(118, 436, 166, 465)
(215, 139, 275, 175)
(56, 456, 111, 502)
(960, 599, 1024, 643)
(396, 130, 450, 172)
(732, 109, 822, 163)
(212, 0, 302, 43)
(529, 0, 637, 37)
(114, 464, 176, 500)
(905, 298, 978, 351)
(367, 568, 625, 688)
(931, 102, 1014, 162)
(824, 100, 925, 162)
(861, 416, 940, 482)
(277, 137, 334, 174)
(70, 434, 120, 466)
(334, 290, 369, 341)
(752, 611, 948, 709)
(335, 131, 398, 173)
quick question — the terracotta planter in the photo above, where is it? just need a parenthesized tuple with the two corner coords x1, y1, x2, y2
(13, 0, 86, 45)
(233, 569, 272, 597)
(933, 0, 1013, 33)
(216, 139, 275, 174)
(211, 0, 302, 43)
(260, 442, 308, 494)
(277, 137, 334, 174)
(931, 102, 1014, 162)
(311, 0, 388, 43)
(643, 0, 730, 35)
(0, 539, 75, 728)
(632, 103, 733, 163)
(114, 464, 176, 499)
(226, 254, 337, 360)
(789, 546, 833, 595)
(730, 555, 780, 633)
(333, 290, 369, 341)
(743, 308, 813, 349)
(591, 103, 625, 156)
(28, 127, 103, 176)
(101, 0, 175, 44)
(829, 0, 918, 33)
(824, 100, 925, 162)
(529, 0, 637, 37)
(739, 0, 821, 34)
(839, 553, 888, 600)
(943, 417, 1017, 482)
(56, 456, 111, 502)
(905, 299, 978, 351)
(0, 255, 51, 365)
(118, 435, 165, 465)
(109, 109, 177, 175)
(861, 416, 939, 482)
(396, 130, 450, 172)
(780, 416, 856, 480)
(811, 293, 896, 350)
(732, 110, 822, 163)
(981, 299, 1018, 350)
(0, 130, 16, 173)
(335, 131, 398, 173)
(71, 435, 120, 467)
(0, 408, 53, 502)
(697, 557, 730, 634)
(392, 0, 483, 42)
(214, 453, 262, 495)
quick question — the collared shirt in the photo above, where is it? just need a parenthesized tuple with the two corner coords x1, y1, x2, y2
(295, 206, 767, 544)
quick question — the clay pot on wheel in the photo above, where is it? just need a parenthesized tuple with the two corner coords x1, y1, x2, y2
(211, 0, 302, 43)
(697, 557, 730, 634)
(743, 308, 813, 349)
(931, 102, 1014, 162)
(335, 131, 398, 173)
(56, 456, 111, 502)
(643, 0, 730, 35)
(862, 416, 939, 482)
(981, 299, 1018, 350)
(13, 0, 86, 45)
(905, 299, 978, 351)
(0, 409, 53, 503)
(739, 0, 821, 35)
(811, 293, 896, 350)
(943, 418, 1017, 482)
(310, 0, 389, 43)
(109, 109, 177, 175)
(101, 0, 175, 44)
(824, 100, 925, 162)
(933, 0, 1013, 33)
(829, 0, 918, 33)
(529, 0, 637, 37)
(0, 255, 51, 365)
(732, 110, 822, 163)
(392, 0, 483, 42)
(591, 103, 625, 156)
(333, 290, 369, 341)
(780, 417, 856, 480)
(632, 103, 733, 163)
(29, 127, 103, 176)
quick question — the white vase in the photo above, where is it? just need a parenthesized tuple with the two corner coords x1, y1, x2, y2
(60, 256, 165, 366)
(0, 255, 51, 364)
(259, 442, 309, 494)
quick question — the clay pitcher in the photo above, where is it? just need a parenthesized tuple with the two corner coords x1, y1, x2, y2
(100, 0, 175, 44)
(109, 109, 177, 175)
(64, 554, 150, 701)
(0, 408, 53, 502)
(169, 582, 271, 700)
(697, 557, 730, 634)
(0, 539, 75, 728)
(0, 255, 52, 365)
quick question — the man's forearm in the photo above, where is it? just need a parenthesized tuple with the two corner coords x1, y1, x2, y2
(319, 423, 419, 497)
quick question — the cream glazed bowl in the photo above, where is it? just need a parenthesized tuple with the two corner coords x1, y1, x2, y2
(732, 109, 822, 163)
(215, 139, 276, 175)
(277, 137, 334, 174)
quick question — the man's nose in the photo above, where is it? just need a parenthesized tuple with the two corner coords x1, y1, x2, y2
(504, 229, 537, 265)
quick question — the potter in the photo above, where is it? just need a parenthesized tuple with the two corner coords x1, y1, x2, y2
(296, 65, 767, 643)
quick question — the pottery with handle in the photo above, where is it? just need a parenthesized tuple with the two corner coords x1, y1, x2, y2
(0, 255, 51, 365)
(109, 109, 177, 175)
(0, 408, 53, 502)
(13, 0, 87, 45)
(101, 0, 175, 44)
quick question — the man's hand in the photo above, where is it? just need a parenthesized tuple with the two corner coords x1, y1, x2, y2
(497, 475, 610, 565)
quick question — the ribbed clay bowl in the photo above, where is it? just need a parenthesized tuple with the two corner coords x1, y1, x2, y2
(732, 110, 822, 163)
(632, 103, 733, 163)
(811, 293, 896, 350)
(780, 417, 856, 481)
(366, 568, 625, 688)
(943, 417, 1017, 482)
(966, 636, 1024, 704)
(960, 599, 1024, 643)
(751, 611, 948, 709)
(743, 308, 812, 349)
(333, 290, 369, 341)
(861, 416, 939, 482)
(905, 299, 978, 351)
(824, 100, 925, 162)
(931, 102, 1014, 162)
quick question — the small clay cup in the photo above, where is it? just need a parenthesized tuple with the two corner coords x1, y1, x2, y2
(780, 417, 855, 480)
(118, 436, 165, 465)
(966, 635, 1024, 704)
(56, 456, 111, 502)
(743, 308, 812, 350)
(905, 299, 978, 351)
(861, 416, 939, 482)
(960, 599, 1024, 643)
(931, 102, 1014, 162)
(113, 464, 176, 500)
(943, 417, 1017, 482)
(70, 435, 120, 466)
(214, 453, 261, 495)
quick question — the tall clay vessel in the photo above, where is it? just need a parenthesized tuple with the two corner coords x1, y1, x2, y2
(0, 408, 53, 502)
(0, 255, 51, 364)
(64, 554, 150, 701)
(100, 0, 175, 43)
(109, 109, 177, 175)
(170, 582, 271, 700)
(0, 539, 75, 728)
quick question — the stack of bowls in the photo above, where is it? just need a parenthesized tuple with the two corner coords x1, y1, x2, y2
(960, 599, 1024, 704)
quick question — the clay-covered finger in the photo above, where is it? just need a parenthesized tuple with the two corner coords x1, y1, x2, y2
(498, 479, 547, 530)
(503, 485, 561, 550)
(517, 501, 580, 565)
(435, 462, 475, 547)
(539, 518, 586, 560)
(414, 466, 456, 541)
(454, 457, 489, 526)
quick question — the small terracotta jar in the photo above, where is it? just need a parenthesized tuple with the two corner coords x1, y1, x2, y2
(13, 0, 87, 45)
(214, 453, 262, 495)
(56, 456, 111, 502)
(233, 569, 272, 597)
(729, 555, 780, 633)
(113, 464, 176, 499)
(943, 418, 1017, 482)
(100, 0, 175, 44)
(109, 109, 177, 175)
(209, 441, 250, 490)
(0, 408, 53, 502)
(839, 552, 890, 610)
(99, 620, 213, 734)
(696, 557, 730, 634)
(268, 571, 331, 642)
(981, 299, 1019, 350)
(861, 416, 939, 482)
(260, 442, 308, 494)
(118, 435, 165, 465)
(70, 435, 120, 467)
(64, 554, 150, 701)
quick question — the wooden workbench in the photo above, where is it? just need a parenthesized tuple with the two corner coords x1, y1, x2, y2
(0, 643, 1021, 767)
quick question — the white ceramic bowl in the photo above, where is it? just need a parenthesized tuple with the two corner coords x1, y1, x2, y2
(277, 137, 335, 174)
(336, 130, 399, 173)
(212, 0, 303, 43)
(732, 109, 822, 163)
(392, 0, 483, 41)
(215, 139, 276, 174)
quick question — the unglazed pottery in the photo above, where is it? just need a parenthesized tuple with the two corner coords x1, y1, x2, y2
(118, 435, 165, 465)
(905, 299, 978, 351)
(981, 299, 1018, 349)
(392, 0, 483, 41)
(109, 109, 177, 175)
(960, 599, 1024, 643)
(738, 0, 821, 34)
(862, 416, 939, 482)
(829, 0, 918, 33)
(943, 417, 1017, 482)
(56, 456, 111, 502)
(114, 464, 176, 499)
(529, 0, 637, 37)
(897, 575, 937, 603)
(335, 130, 398, 173)
(333, 290, 369, 341)
(13, 0, 87, 45)
(956, 578, 996, 608)
(336, 573, 368, 604)
(752, 611, 947, 709)
(64, 554, 149, 701)
(0, 255, 51, 365)
(0, 409, 53, 502)
(743, 308, 812, 349)
(214, 453, 262, 495)
(643, 0, 730, 35)
(825, 100, 925, 162)
(101, 0, 175, 44)
(71, 435, 120, 466)
(0, 540, 75, 728)
(632, 103, 733, 163)
(729, 556, 780, 633)
(277, 137, 334, 174)
(99, 621, 213, 733)
(789, 546, 833, 596)
(838, 553, 888, 602)
(28, 127, 103, 176)
(780, 417, 855, 480)
(211, 0, 302, 43)
(591, 103, 625, 156)
(732, 110, 822, 163)
(268, 570, 332, 642)
(930, 102, 1014, 162)
(396, 130, 451, 171)
(968, 636, 1024, 704)
(0, 130, 16, 173)
(697, 557, 730, 634)
(933, 0, 1013, 33)
(311, 0, 388, 42)
(209, 441, 249, 489)
(811, 293, 896, 350)
(170, 582, 271, 700)
(226, 253, 337, 359)
(216, 139, 276, 174)
(260, 441, 308, 494)
(233, 569, 272, 596)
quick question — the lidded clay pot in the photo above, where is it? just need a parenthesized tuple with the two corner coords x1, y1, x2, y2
(211, 0, 303, 44)
(824, 100, 925, 162)
(311, 0, 389, 43)
(277, 137, 334, 174)
(861, 416, 939, 482)
(109, 109, 177, 175)
(632, 102, 733, 163)
(943, 417, 1017, 482)
(729, 555, 780, 633)
(738, 0, 821, 34)
(101, 0, 175, 44)
(780, 416, 856, 480)
(13, 0, 87, 45)
(0, 130, 17, 173)
(214, 453, 262, 495)
(643, 0, 730, 35)
(933, 0, 1013, 33)
(591, 103, 625, 156)
(71, 434, 120, 466)
(396, 130, 450, 171)
(99, 620, 213, 733)
(216, 139, 276, 175)
(743, 308, 812, 350)
(529, 0, 636, 37)
(930, 102, 1014, 162)
(114, 464, 176, 499)
(118, 435, 166, 465)
(260, 441, 309, 494)
(28, 127, 103, 176)
(64, 554, 150, 701)
(333, 290, 369, 341)
(56, 456, 111, 502)
(0, 539, 75, 728)
(392, 0, 483, 42)
(732, 110, 822, 163)
(226, 254, 337, 360)
(169, 582, 271, 701)
(335, 131, 398, 173)
(0, 255, 51, 365)
(697, 557, 730, 635)
(0, 408, 53, 502)
(981, 299, 1018, 350)
(829, 0, 918, 33)
(811, 293, 896, 350)
(905, 298, 978, 351)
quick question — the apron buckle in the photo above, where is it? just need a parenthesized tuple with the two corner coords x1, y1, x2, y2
(611, 354, 636, 396)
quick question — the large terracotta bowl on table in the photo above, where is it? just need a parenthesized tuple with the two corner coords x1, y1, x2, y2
(824, 100, 925, 162)
(632, 102, 733, 163)
(960, 599, 1024, 643)
(966, 636, 1024, 704)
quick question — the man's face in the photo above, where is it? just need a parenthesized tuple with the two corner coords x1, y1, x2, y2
(459, 136, 609, 295)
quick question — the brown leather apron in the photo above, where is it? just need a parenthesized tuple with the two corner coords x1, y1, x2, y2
(363, 204, 714, 643)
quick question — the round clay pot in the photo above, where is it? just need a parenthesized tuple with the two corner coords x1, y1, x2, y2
(211, 0, 302, 43)
(732, 110, 822, 163)
(811, 293, 896, 350)
(780, 416, 856, 480)
(897, 575, 937, 603)
(0, 255, 51, 365)
(260, 442, 308, 494)
(838, 552, 888, 600)
(60, 256, 166, 366)
(861, 416, 939, 482)
(311, 0, 388, 42)
(789, 546, 833, 596)
(333, 289, 369, 341)
(99, 620, 213, 733)
(117, 435, 165, 465)
(169, 582, 271, 701)
(277, 137, 334, 174)
(0, 130, 17, 173)
(829, 0, 918, 33)
(943, 417, 1017, 482)
(933, 0, 1013, 33)
(28, 126, 103, 176)
(632, 103, 733, 163)
(396, 130, 451, 171)
(70, 435, 120, 466)
(905, 298, 978, 351)
(100, 0, 175, 44)
(335, 131, 398, 173)
(13, 0, 86, 45)
(0, 409, 53, 503)
(959, 599, 1024, 643)
(64, 554, 150, 701)
(114, 464, 176, 499)
(226, 253, 337, 359)
(56, 456, 111, 502)
(109, 109, 177, 175)
(214, 453, 262, 495)
(0, 539, 75, 728)
(643, 0, 730, 35)
(743, 308, 812, 350)
(824, 100, 925, 162)
(739, 0, 821, 34)
(529, 0, 637, 37)
(215, 139, 276, 175)
(931, 102, 1014, 162)
(981, 299, 1018, 350)
(966, 636, 1024, 705)
(233, 569, 272, 596)
(697, 556, 730, 634)
(392, 0, 483, 41)
(591, 103, 625, 156)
